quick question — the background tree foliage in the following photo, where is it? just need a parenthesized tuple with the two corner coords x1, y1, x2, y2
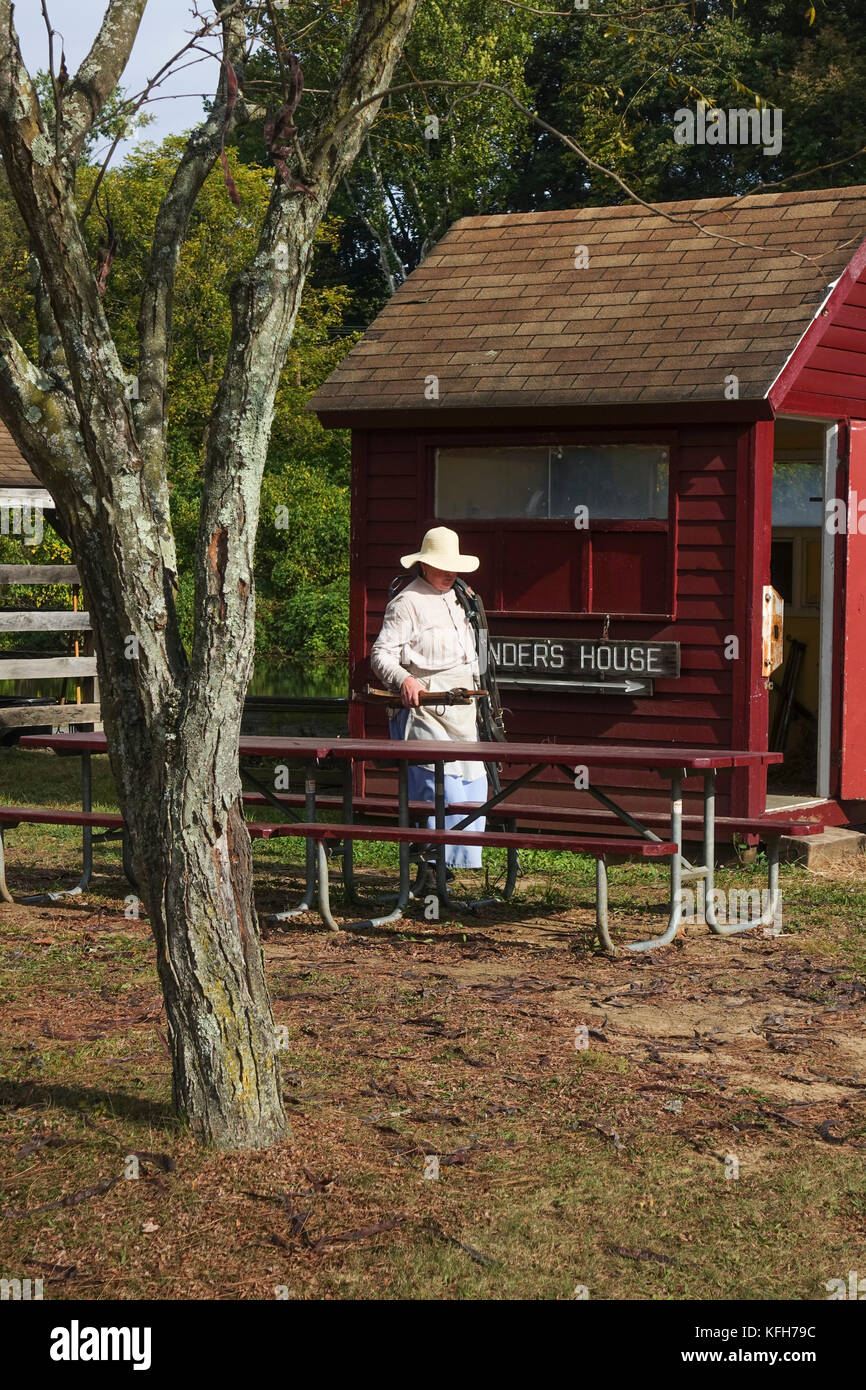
(1, 140, 353, 675)
(83, 141, 354, 671)
(3, 1, 864, 684)
(269, 0, 866, 322)
(501, 0, 866, 212)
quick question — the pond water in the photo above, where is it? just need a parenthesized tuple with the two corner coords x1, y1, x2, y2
(247, 663, 348, 699)
(1, 663, 348, 702)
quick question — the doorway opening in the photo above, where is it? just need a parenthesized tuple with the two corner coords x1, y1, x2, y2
(767, 418, 832, 810)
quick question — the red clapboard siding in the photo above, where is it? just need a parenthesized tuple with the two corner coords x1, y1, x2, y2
(847, 280, 866, 309)
(676, 600, 734, 621)
(678, 497, 736, 522)
(780, 390, 859, 416)
(794, 368, 866, 405)
(354, 423, 748, 816)
(368, 455, 418, 475)
(822, 324, 866, 355)
(677, 546, 735, 572)
(678, 473, 737, 496)
(776, 266, 866, 415)
(506, 697, 729, 721)
(833, 305, 866, 333)
(363, 522, 417, 546)
(681, 649, 735, 671)
(677, 523, 736, 547)
(667, 674, 733, 695)
(369, 497, 417, 521)
(676, 573, 736, 596)
(368, 474, 418, 498)
(676, 450, 731, 472)
(809, 345, 866, 380)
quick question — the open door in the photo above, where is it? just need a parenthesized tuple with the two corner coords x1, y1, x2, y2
(840, 420, 866, 798)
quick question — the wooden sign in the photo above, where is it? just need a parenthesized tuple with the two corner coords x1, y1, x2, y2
(487, 637, 680, 693)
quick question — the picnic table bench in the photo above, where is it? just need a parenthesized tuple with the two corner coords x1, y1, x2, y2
(7, 731, 813, 952)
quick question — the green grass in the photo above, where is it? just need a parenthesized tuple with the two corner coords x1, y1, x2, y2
(2, 745, 865, 1300)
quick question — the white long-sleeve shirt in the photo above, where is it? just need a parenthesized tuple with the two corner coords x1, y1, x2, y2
(370, 575, 484, 781)
(371, 576, 481, 691)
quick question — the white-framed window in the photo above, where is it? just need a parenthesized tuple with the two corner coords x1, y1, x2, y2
(435, 444, 670, 521)
(770, 529, 821, 616)
(772, 460, 823, 527)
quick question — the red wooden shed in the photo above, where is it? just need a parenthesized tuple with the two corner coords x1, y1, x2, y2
(310, 185, 866, 827)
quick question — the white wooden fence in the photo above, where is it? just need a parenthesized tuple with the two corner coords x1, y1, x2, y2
(0, 564, 102, 731)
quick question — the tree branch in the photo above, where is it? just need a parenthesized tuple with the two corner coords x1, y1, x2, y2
(136, 4, 251, 476)
(0, 316, 90, 503)
(343, 175, 404, 295)
(0, 0, 186, 629)
(29, 248, 71, 386)
(190, 0, 420, 698)
(322, 77, 826, 267)
(59, 0, 148, 160)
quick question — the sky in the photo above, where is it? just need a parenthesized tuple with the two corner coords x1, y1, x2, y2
(14, 0, 221, 157)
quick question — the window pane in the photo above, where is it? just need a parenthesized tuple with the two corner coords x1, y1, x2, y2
(770, 538, 794, 603)
(802, 537, 821, 608)
(772, 461, 823, 526)
(435, 443, 670, 520)
(436, 448, 548, 519)
(551, 445, 669, 520)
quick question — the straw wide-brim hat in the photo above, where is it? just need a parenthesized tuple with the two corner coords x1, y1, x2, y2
(400, 526, 479, 573)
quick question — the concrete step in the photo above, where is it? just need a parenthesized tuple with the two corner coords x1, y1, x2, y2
(781, 825, 866, 868)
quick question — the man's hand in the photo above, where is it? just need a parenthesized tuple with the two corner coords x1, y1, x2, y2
(401, 676, 424, 708)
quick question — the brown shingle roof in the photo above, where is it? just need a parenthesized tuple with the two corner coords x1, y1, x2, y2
(310, 186, 866, 416)
(0, 420, 40, 486)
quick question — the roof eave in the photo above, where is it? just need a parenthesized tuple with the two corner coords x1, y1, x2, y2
(311, 398, 775, 430)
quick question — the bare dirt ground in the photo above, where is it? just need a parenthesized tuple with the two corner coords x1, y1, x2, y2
(1, 858, 865, 1299)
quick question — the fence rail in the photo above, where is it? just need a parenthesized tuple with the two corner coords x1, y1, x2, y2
(0, 611, 91, 632)
(0, 565, 80, 585)
(0, 561, 99, 732)
(0, 702, 102, 730)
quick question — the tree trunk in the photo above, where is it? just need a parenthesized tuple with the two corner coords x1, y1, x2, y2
(54, 461, 288, 1147)
(0, 0, 420, 1150)
(144, 783, 285, 1149)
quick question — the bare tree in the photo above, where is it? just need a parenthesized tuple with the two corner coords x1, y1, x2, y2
(0, 0, 419, 1148)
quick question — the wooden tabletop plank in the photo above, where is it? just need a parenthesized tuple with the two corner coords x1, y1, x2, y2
(250, 822, 679, 855)
(18, 730, 783, 769)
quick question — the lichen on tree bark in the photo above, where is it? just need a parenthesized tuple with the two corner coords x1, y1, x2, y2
(0, 0, 420, 1148)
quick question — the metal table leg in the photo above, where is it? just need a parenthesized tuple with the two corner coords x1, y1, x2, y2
(20, 751, 94, 905)
(595, 854, 615, 954)
(627, 767, 685, 953)
(434, 761, 449, 905)
(341, 761, 359, 903)
(319, 761, 412, 932)
(419, 761, 545, 914)
(0, 826, 14, 902)
(504, 828, 520, 899)
(704, 837, 781, 934)
(553, 760, 690, 952)
(486, 761, 520, 899)
(268, 761, 318, 923)
(703, 770, 781, 933)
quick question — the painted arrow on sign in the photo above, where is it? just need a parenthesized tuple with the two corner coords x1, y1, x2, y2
(498, 677, 653, 695)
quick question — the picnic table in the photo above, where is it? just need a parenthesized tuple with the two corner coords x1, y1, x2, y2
(14, 730, 787, 952)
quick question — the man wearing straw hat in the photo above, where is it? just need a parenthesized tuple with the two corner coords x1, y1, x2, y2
(371, 526, 486, 870)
